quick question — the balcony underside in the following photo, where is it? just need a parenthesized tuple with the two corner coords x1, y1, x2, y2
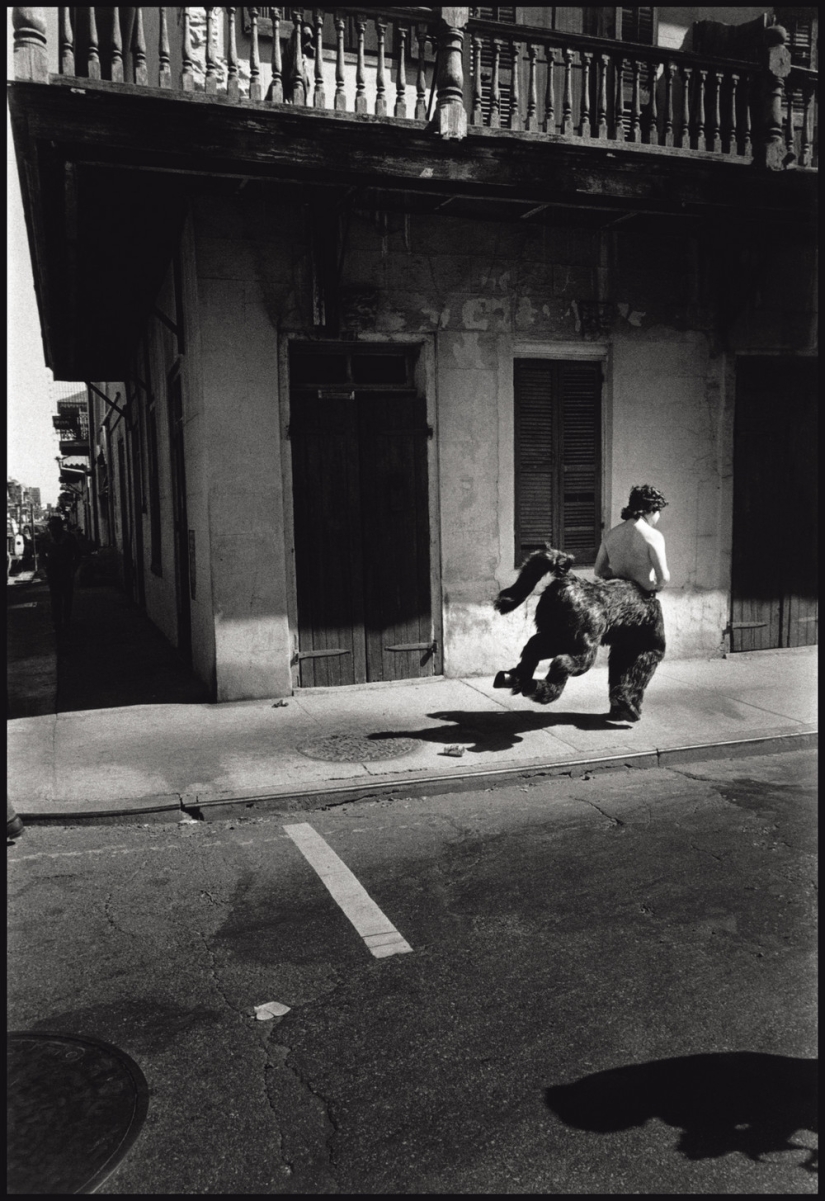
(9, 77, 817, 380)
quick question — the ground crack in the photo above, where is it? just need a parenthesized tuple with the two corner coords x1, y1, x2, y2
(581, 798, 625, 826)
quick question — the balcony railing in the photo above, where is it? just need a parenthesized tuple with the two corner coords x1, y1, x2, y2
(11, 7, 818, 170)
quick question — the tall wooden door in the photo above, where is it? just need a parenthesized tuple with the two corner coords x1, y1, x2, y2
(731, 357, 817, 651)
(290, 345, 435, 687)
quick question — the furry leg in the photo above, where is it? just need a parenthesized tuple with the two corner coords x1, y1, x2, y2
(533, 641, 599, 706)
(608, 622, 665, 719)
(495, 633, 552, 695)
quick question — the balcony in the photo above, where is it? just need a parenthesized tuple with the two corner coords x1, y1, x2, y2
(9, 7, 818, 378)
(11, 7, 817, 168)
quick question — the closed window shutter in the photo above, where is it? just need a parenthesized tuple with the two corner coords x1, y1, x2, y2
(514, 361, 560, 559)
(514, 360, 601, 566)
(560, 361, 602, 565)
(620, 7, 656, 45)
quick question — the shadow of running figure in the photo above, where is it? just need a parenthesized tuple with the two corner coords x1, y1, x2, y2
(545, 1052, 818, 1170)
(493, 547, 666, 723)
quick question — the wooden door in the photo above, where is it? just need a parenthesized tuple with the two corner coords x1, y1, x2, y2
(290, 350, 434, 687)
(731, 357, 817, 651)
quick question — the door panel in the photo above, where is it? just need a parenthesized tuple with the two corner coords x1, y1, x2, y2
(731, 358, 817, 651)
(291, 397, 365, 687)
(290, 379, 433, 687)
(358, 394, 433, 682)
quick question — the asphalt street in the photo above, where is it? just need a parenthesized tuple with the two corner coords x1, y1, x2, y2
(7, 749, 817, 1194)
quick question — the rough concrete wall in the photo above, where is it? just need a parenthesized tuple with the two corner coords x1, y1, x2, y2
(193, 194, 303, 701)
(176, 214, 217, 696)
(610, 331, 733, 659)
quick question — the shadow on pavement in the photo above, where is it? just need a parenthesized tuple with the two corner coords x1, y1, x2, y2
(545, 1052, 818, 1169)
(7, 576, 209, 716)
(55, 584, 211, 712)
(369, 708, 630, 755)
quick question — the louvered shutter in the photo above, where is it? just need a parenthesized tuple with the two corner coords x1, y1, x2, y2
(619, 7, 656, 45)
(560, 362, 602, 565)
(514, 360, 601, 566)
(774, 9, 818, 69)
(514, 361, 560, 559)
(476, 5, 516, 127)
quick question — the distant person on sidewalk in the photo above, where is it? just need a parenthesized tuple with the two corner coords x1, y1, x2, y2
(45, 516, 82, 635)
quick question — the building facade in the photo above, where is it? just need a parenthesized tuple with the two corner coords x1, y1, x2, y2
(10, 6, 817, 701)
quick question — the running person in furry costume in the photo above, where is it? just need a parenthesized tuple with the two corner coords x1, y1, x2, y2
(494, 486, 669, 722)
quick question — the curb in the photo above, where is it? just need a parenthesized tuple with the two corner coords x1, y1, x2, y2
(16, 728, 817, 827)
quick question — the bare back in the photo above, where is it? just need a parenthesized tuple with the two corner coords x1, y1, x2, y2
(595, 519, 669, 591)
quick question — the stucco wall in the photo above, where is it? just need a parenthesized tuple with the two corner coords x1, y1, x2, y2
(192, 195, 300, 701)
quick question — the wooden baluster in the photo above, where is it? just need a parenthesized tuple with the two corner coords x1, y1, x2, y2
(525, 43, 538, 130)
(614, 55, 625, 140)
(158, 6, 172, 89)
(334, 13, 346, 110)
(544, 47, 555, 133)
(597, 53, 609, 139)
(354, 13, 367, 113)
(696, 67, 707, 149)
(510, 39, 522, 130)
(757, 27, 793, 168)
(724, 71, 738, 155)
(708, 68, 722, 151)
(490, 38, 501, 127)
(132, 7, 147, 85)
(629, 58, 642, 141)
(579, 50, 592, 137)
(375, 18, 387, 115)
(181, 7, 194, 91)
(679, 64, 692, 148)
(741, 72, 752, 157)
(312, 9, 324, 109)
(59, 6, 74, 75)
(268, 8, 282, 102)
(471, 34, 483, 126)
(395, 24, 408, 118)
(433, 7, 467, 138)
(225, 7, 239, 99)
(799, 80, 814, 167)
(87, 6, 101, 79)
(204, 7, 217, 93)
(415, 24, 428, 120)
(561, 47, 574, 135)
(784, 78, 796, 159)
(289, 9, 306, 105)
(249, 7, 261, 100)
(663, 60, 675, 146)
(13, 7, 49, 82)
(646, 59, 658, 144)
(108, 8, 123, 81)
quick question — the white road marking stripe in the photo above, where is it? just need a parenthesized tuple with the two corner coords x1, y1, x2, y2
(284, 822, 413, 959)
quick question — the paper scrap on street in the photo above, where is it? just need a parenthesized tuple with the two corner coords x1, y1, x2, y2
(254, 1001, 291, 1021)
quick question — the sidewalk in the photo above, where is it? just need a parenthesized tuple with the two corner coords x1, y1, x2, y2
(7, 577, 817, 825)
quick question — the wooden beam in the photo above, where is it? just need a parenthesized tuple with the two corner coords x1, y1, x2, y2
(9, 79, 816, 222)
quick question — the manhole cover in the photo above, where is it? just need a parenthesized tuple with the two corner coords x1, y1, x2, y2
(297, 733, 421, 762)
(7, 1032, 149, 1195)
